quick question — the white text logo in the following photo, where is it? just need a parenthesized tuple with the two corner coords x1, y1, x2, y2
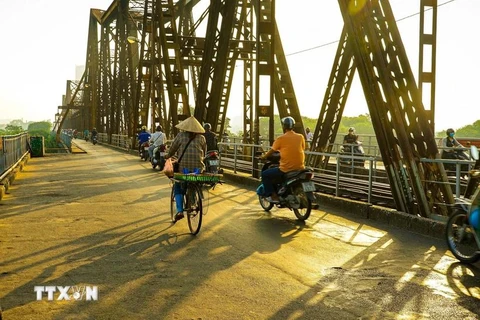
(34, 286, 98, 301)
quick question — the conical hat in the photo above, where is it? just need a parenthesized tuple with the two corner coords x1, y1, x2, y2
(175, 116, 205, 133)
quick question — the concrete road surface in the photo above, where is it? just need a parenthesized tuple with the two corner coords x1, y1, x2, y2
(1, 139, 479, 320)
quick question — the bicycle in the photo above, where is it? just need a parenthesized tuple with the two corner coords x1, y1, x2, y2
(169, 172, 223, 235)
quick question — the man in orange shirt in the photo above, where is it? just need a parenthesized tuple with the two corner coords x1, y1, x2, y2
(260, 116, 305, 203)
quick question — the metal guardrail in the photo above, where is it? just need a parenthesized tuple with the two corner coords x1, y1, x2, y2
(0, 132, 29, 180)
(72, 134, 475, 211)
(216, 141, 475, 210)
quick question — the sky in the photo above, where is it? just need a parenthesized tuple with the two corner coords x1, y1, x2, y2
(0, 0, 478, 134)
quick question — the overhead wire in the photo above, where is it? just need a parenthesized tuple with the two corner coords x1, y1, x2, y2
(285, 0, 459, 57)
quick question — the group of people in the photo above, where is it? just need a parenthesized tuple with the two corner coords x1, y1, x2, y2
(135, 117, 222, 221)
(136, 125, 167, 161)
(83, 127, 97, 142)
(141, 114, 471, 221)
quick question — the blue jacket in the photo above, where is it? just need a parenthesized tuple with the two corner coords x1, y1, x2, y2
(138, 131, 151, 144)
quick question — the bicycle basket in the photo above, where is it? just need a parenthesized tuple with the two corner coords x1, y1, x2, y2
(173, 173, 222, 182)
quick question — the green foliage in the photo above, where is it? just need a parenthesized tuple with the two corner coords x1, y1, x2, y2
(3, 124, 24, 135)
(27, 121, 57, 148)
(451, 120, 480, 138)
(236, 114, 480, 142)
(28, 121, 52, 132)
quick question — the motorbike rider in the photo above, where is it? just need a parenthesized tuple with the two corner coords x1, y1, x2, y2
(442, 128, 469, 160)
(137, 126, 151, 155)
(202, 123, 218, 151)
(148, 125, 165, 161)
(165, 116, 207, 221)
(260, 116, 305, 203)
(84, 128, 90, 141)
(91, 127, 98, 141)
(342, 127, 361, 151)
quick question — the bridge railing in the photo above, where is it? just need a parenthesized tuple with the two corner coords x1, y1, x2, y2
(88, 136, 474, 209)
(0, 133, 29, 179)
(217, 141, 475, 209)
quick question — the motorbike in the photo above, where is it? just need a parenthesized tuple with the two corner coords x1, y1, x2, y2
(257, 151, 316, 221)
(92, 135, 98, 145)
(204, 150, 223, 174)
(339, 142, 365, 167)
(151, 144, 166, 170)
(441, 148, 470, 174)
(446, 145, 480, 263)
(139, 141, 149, 161)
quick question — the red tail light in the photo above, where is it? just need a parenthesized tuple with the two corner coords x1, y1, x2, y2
(305, 172, 314, 180)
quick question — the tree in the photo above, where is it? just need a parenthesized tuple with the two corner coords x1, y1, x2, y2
(28, 121, 52, 132)
(3, 125, 24, 135)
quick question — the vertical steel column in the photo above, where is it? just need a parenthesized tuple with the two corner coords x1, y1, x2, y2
(418, 0, 438, 132)
(254, 0, 275, 145)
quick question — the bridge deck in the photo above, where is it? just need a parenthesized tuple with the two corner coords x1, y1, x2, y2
(0, 141, 478, 319)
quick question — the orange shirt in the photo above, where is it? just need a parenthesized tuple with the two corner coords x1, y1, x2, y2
(271, 130, 305, 172)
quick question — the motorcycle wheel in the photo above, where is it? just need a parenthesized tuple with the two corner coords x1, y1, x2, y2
(446, 209, 480, 263)
(292, 186, 312, 221)
(259, 196, 274, 211)
(143, 151, 149, 161)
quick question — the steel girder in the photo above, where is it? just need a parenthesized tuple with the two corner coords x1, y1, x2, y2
(335, 0, 452, 217)
(253, 0, 275, 145)
(307, 27, 356, 169)
(193, 0, 237, 132)
(418, 0, 438, 131)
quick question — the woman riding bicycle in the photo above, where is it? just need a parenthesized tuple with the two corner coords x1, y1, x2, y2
(165, 116, 207, 221)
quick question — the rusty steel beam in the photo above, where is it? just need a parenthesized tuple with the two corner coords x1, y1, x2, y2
(336, 0, 452, 217)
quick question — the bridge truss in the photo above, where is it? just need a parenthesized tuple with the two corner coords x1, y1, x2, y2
(54, 0, 454, 218)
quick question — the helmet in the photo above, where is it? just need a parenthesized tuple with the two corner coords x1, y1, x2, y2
(141, 125, 147, 131)
(349, 127, 355, 132)
(93, 127, 96, 130)
(281, 116, 295, 130)
(203, 123, 211, 130)
(446, 128, 455, 136)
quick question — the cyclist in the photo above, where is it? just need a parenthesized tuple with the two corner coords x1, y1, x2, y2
(260, 116, 305, 203)
(165, 116, 207, 221)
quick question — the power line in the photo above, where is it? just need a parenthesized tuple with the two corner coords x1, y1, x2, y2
(285, 0, 458, 57)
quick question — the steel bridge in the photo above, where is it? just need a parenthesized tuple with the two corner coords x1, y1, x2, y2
(54, 0, 456, 219)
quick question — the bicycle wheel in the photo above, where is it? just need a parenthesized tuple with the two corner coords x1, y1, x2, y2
(446, 209, 480, 263)
(170, 186, 176, 223)
(186, 184, 203, 235)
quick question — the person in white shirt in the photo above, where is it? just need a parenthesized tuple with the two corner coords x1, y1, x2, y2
(305, 127, 313, 141)
(148, 126, 165, 160)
